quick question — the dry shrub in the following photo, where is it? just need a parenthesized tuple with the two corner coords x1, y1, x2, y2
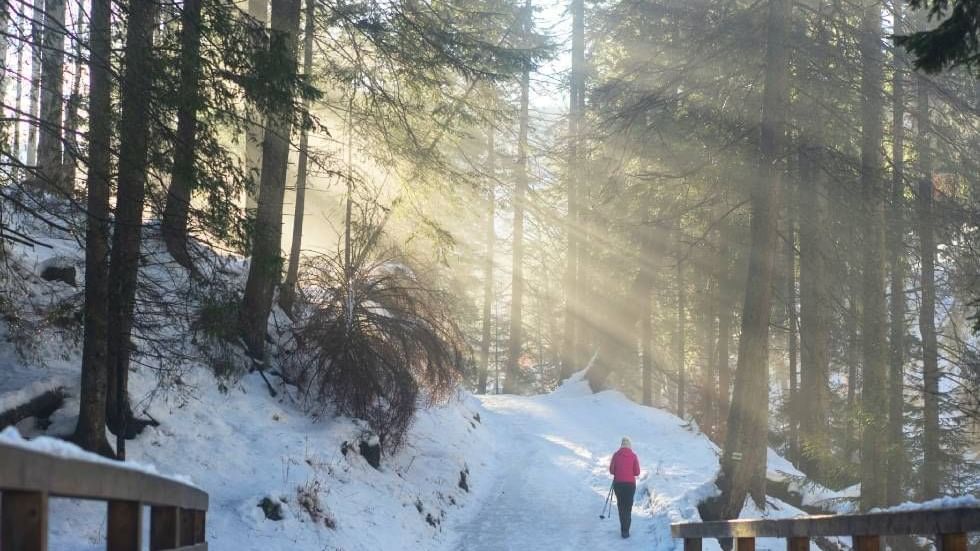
(286, 247, 463, 453)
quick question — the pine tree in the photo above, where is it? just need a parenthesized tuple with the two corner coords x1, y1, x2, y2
(710, 0, 790, 520)
(240, 0, 303, 360)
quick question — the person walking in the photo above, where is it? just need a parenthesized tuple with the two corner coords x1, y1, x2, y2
(608, 436, 640, 538)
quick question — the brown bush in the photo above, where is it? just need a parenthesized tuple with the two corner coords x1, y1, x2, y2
(286, 247, 463, 453)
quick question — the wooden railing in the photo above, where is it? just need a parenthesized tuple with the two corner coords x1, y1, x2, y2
(0, 441, 209, 550)
(672, 507, 980, 550)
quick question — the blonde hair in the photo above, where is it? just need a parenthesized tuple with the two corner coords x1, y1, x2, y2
(621, 436, 632, 448)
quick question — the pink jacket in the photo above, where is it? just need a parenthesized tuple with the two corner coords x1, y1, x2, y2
(609, 447, 640, 484)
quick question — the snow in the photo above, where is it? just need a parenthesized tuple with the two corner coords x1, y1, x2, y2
(874, 495, 980, 513)
(34, 369, 493, 551)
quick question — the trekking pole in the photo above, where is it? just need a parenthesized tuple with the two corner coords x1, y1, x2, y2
(599, 484, 614, 519)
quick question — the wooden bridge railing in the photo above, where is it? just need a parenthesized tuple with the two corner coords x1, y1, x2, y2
(672, 507, 980, 551)
(0, 441, 208, 550)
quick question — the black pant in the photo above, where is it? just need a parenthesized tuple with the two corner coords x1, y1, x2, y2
(613, 482, 636, 535)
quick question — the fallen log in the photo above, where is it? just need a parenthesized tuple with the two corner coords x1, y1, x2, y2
(0, 387, 67, 429)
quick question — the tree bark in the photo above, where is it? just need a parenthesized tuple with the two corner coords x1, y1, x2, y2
(858, 0, 888, 510)
(886, 1, 907, 506)
(915, 73, 941, 500)
(240, 0, 303, 359)
(710, 0, 788, 520)
(162, 0, 205, 272)
(560, 0, 584, 382)
(505, 0, 531, 394)
(106, 0, 158, 459)
(280, 0, 315, 315)
(35, 0, 66, 193)
(478, 117, 496, 395)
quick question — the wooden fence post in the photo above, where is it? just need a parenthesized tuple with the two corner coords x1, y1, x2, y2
(1, 490, 48, 551)
(684, 537, 702, 551)
(194, 510, 206, 543)
(107, 500, 142, 551)
(938, 533, 967, 551)
(180, 507, 196, 545)
(150, 505, 179, 550)
(787, 537, 809, 551)
(736, 537, 755, 551)
(854, 535, 881, 551)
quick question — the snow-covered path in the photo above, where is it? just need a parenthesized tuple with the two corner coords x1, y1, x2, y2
(443, 376, 722, 551)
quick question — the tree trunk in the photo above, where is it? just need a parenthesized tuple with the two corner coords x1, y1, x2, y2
(844, 274, 860, 462)
(72, 0, 113, 457)
(710, 0, 788, 520)
(715, 213, 734, 442)
(858, 0, 888, 510)
(785, 180, 798, 466)
(639, 222, 656, 407)
(886, 2, 907, 506)
(35, 0, 66, 193)
(560, 0, 584, 382)
(641, 286, 653, 406)
(240, 0, 303, 359)
(701, 269, 717, 436)
(244, 0, 268, 212)
(280, 0, 315, 315)
(26, 0, 41, 169)
(0, 1, 8, 153)
(61, 26, 83, 189)
(162, 0, 205, 272)
(916, 73, 940, 500)
(13, 19, 26, 177)
(105, 0, 158, 459)
(73, 0, 113, 457)
(675, 248, 686, 419)
(797, 137, 832, 482)
(478, 118, 496, 395)
(505, 0, 531, 394)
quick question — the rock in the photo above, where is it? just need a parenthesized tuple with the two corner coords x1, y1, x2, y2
(258, 496, 283, 521)
(40, 265, 76, 286)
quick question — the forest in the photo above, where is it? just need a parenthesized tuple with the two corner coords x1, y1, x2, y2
(0, 0, 979, 547)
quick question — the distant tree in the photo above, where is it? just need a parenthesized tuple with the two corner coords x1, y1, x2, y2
(478, 115, 497, 395)
(560, 0, 585, 382)
(280, 0, 316, 315)
(161, 0, 205, 272)
(34, 0, 66, 193)
(894, 0, 979, 76)
(858, 0, 889, 510)
(505, 0, 531, 395)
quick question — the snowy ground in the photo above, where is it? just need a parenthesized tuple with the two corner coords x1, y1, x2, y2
(442, 373, 819, 551)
